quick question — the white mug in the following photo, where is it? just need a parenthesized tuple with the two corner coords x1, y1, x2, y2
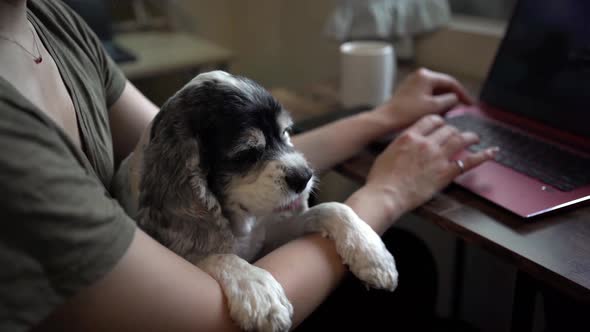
(339, 41, 396, 109)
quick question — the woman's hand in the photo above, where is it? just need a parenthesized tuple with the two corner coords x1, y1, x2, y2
(350, 114, 498, 232)
(369, 68, 474, 131)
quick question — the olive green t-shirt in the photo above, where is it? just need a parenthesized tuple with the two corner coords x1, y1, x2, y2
(0, 1, 136, 330)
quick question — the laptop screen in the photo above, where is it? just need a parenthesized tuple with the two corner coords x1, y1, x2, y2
(480, 0, 590, 138)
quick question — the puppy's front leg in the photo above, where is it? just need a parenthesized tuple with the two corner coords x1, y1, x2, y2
(302, 202, 398, 291)
(197, 254, 293, 332)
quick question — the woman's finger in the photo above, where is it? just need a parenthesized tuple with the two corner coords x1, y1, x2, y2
(450, 148, 499, 176)
(407, 114, 445, 136)
(441, 131, 479, 155)
(430, 93, 460, 112)
(429, 124, 460, 144)
(423, 69, 475, 105)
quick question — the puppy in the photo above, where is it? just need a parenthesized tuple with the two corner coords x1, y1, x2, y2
(113, 71, 398, 332)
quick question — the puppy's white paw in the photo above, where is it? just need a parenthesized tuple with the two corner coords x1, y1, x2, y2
(226, 265, 293, 332)
(346, 231, 399, 291)
(199, 254, 293, 332)
(303, 202, 399, 291)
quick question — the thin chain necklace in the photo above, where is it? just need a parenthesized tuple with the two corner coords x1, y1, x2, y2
(0, 23, 43, 64)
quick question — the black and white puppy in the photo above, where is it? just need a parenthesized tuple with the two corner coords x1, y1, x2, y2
(114, 71, 398, 332)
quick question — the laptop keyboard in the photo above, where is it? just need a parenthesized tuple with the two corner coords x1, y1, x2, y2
(446, 114, 590, 192)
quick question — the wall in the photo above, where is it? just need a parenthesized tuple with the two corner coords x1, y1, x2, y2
(415, 15, 505, 80)
(178, 0, 339, 89)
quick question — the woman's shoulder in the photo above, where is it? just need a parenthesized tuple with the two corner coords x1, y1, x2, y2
(28, 0, 107, 60)
(29, 0, 86, 28)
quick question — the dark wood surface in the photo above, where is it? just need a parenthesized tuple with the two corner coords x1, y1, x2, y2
(272, 70, 590, 303)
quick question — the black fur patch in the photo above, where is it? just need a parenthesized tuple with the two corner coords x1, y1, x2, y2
(137, 72, 296, 260)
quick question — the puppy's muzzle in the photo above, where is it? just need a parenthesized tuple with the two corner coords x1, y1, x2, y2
(285, 167, 313, 194)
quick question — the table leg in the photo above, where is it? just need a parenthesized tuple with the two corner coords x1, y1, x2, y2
(451, 238, 466, 320)
(510, 270, 537, 332)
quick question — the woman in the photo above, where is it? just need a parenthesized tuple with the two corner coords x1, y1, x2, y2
(0, 0, 495, 331)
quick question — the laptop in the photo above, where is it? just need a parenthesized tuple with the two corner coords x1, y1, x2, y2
(63, 0, 137, 63)
(445, 0, 590, 217)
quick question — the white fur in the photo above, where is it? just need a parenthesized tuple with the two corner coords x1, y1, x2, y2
(301, 203, 398, 290)
(226, 151, 310, 219)
(221, 201, 398, 332)
(189, 70, 258, 101)
(198, 254, 293, 332)
(216, 152, 399, 331)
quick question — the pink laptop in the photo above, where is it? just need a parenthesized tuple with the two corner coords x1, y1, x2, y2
(445, 0, 590, 218)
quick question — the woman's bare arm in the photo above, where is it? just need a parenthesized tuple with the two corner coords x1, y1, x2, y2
(109, 81, 159, 163)
(38, 188, 396, 332)
(292, 111, 391, 172)
(38, 229, 239, 332)
(293, 68, 474, 172)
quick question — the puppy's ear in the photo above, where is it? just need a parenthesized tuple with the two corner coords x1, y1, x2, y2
(137, 95, 224, 239)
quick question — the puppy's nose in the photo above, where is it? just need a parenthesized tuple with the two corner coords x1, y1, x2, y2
(285, 168, 313, 194)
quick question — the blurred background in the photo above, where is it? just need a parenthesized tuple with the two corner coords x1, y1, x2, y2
(73, 0, 514, 103)
(450, 0, 516, 20)
(69, 1, 543, 331)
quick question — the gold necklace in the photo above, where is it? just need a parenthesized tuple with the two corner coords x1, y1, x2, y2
(0, 24, 43, 64)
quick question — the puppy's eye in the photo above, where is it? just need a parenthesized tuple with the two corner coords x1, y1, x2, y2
(283, 127, 293, 137)
(232, 148, 261, 164)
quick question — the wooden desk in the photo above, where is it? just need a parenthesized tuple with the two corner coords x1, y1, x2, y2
(272, 74, 590, 331)
(115, 31, 233, 81)
(338, 150, 590, 300)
